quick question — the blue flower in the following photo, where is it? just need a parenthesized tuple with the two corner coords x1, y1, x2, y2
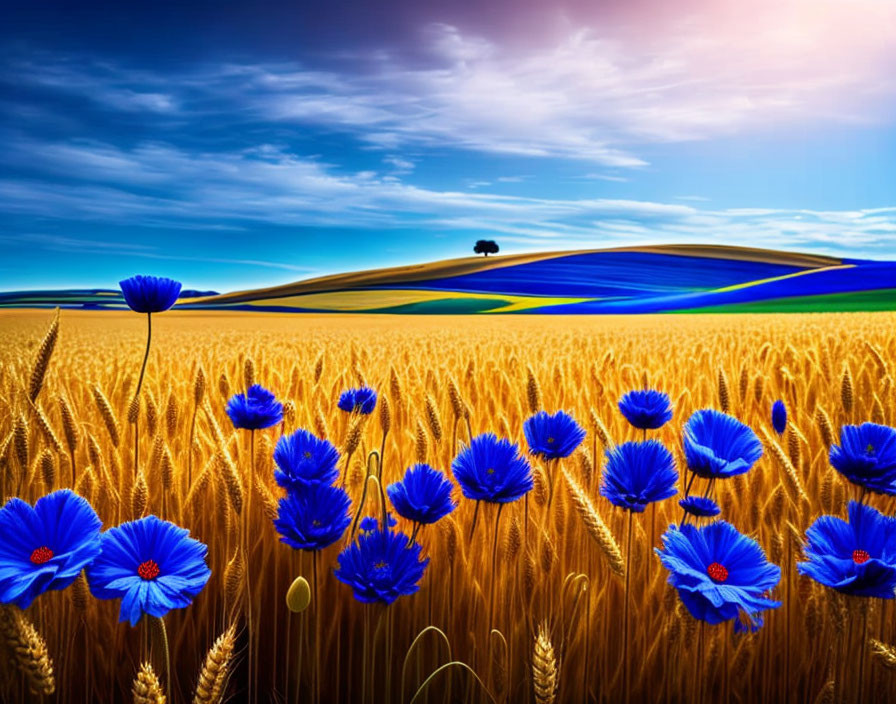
(618, 389, 673, 430)
(0, 490, 102, 609)
(334, 527, 429, 604)
(657, 520, 781, 627)
(119, 275, 182, 313)
(86, 515, 211, 626)
(387, 464, 457, 525)
(274, 429, 341, 490)
(338, 387, 378, 415)
(771, 400, 787, 436)
(600, 440, 678, 513)
(523, 410, 586, 460)
(451, 434, 533, 504)
(359, 514, 397, 533)
(679, 496, 721, 518)
(683, 409, 763, 480)
(274, 484, 352, 551)
(829, 423, 896, 496)
(226, 384, 284, 430)
(798, 501, 896, 598)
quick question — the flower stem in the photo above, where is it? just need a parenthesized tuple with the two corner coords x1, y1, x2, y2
(622, 510, 633, 702)
(312, 550, 320, 704)
(131, 312, 151, 478)
(469, 500, 481, 541)
(152, 615, 170, 704)
(489, 504, 504, 630)
(134, 312, 152, 399)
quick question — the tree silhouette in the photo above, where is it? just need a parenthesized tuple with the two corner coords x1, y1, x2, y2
(473, 240, 499, 257)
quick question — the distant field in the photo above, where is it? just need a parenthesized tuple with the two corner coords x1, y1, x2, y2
(1, 308, 894, 702)
(3, 245, 895, 314)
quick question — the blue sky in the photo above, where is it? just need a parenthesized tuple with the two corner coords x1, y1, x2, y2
(2, 0, 895, 292)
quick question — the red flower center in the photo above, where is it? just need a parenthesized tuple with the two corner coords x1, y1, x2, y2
(30, 546, 54, 565)
(137, 560, 161, 580)
(707, 562, 728, 582)
(853, 549, 870, 564)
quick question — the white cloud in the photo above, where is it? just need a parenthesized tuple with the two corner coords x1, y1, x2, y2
(13, 1, 893, 169)
(2, 137, 894, 258)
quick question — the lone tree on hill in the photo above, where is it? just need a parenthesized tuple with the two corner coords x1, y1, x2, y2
(473, 240, 499, 257)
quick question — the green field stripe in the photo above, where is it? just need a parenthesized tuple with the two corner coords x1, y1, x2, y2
(673, 288, 896, 313)
(366, 297, 511, 314)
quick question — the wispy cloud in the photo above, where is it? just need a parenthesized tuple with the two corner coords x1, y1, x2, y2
(0, 232, 314, 273)
(9, 2, 893, 167)
(2, 137, 894, 258)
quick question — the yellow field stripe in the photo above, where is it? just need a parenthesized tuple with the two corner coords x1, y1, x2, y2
(712, 264, 855, 293)
(235, 289, 591, 312)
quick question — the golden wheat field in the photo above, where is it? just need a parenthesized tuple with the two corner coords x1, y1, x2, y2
(1, 308, 896, 704)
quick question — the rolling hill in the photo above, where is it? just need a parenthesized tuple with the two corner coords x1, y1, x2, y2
(2, 245, 894, 313)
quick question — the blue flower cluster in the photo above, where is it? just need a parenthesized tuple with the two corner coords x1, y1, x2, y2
(273, 427, 351, 553)
(0, 490, 210, 626)
(797, 421, 896, 599)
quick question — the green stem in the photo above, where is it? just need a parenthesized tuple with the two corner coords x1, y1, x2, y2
(131, 312, 151, 478)
(622, 511, 633, 702)
(153, 616, 170, 704)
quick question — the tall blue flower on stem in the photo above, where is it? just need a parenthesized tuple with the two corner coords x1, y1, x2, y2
(119, 275, 183, 478)
(338, 387, 378, 415)
(829, 423, 896, 496)
(600, 439, 676, 701)
(657, 520, 781, 630)
(524, 410, 585, 512)
(523, 410, 586, 460)
(452, 433, 532, 630)
(119, 275, 182, 315)
(798, 501, 896, 598)
(452, 434, 533, 508)
(771, 400, 787, 436)
(273, 428, 341, 490)
(798, 499, 896, 703)
(618, 389, 673, 432)
(86, 515, 211, 626)
(274, 483, 352, 551)
(0, 490, 102, 608)
(226, 384, 284, 431)
(334, 526, 429, 604)
(226, 380, 283, 698)
(600, 440, 678, 513)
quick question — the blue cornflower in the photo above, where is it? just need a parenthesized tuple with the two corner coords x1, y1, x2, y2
(829, 423, 896, 496)
(0, 490, 102, 609)
(338, 387, 378, 415)
(657, 520, 780, 628)
(618, 389, 673, 430)
(452, 434, 533, 504)
(387, 464, 457, 525)
(679, 496, 721, 518)
(771, 400, 787, 436)
(798, 501, 896, 598)
(119, 275, 182, 313)
(226, 384, 284, 430)
(683, 409, 763, 479)
(274, 429, 341, 490)
(600, 440, 678, 513)
(86, 515, 211, 626)
(523, 410, 586, 460)
(334, 527, 429, 604)
(359, 514, 397, 533)
(274, 484, 352, 551)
